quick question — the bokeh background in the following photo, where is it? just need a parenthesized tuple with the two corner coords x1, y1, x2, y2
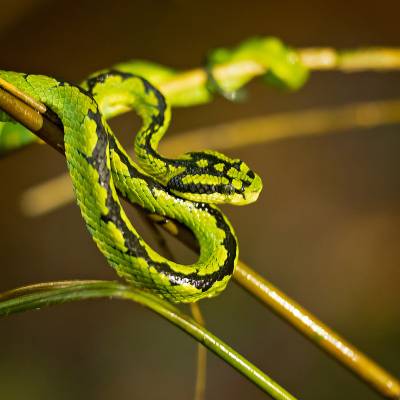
(1, 1, 399, 399)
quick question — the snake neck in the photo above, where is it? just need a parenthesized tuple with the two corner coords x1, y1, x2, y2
(83, 69, 262, 205)
(82, 69, 173, 181)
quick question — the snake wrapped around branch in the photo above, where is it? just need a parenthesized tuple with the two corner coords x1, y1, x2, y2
(0, 37, 308, 302)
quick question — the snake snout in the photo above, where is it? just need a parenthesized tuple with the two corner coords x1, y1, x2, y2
(225, 171, 263, 205)
(243, 172, 263, 204)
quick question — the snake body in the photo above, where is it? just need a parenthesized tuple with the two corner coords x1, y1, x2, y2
(83, 70, 262, 205)
(0, 37, 308, 302)
(0, 69, 261, 302)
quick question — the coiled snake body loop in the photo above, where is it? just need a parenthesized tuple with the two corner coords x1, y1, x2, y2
(0, 69, 262, 303)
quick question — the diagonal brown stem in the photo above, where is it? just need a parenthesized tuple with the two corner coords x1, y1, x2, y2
(1, 67, 400, 399)
(137, 210, 207, 400)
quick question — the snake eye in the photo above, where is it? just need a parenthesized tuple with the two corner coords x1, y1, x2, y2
(223, 184, 235, 195)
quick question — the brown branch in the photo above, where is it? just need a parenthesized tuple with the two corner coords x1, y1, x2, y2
(299, 47, 400, 71)
(137, 202, 207, 400)
(0, 86, 64, 153)
(18, 98, 400, 217)
(161, 47, 400, 102)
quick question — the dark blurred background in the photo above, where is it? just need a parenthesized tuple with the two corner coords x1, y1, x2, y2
(1, 1, 399, 399)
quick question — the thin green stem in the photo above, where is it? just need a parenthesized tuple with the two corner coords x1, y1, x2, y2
(0, 281, 297, 400)
(138, 210, 208, 400)
(190, 302, 207, 400)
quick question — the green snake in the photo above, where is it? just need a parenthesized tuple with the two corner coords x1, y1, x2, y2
(0, 37, 308, 303)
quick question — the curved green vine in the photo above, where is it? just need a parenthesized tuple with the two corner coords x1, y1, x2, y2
(0, 280, 297, 400)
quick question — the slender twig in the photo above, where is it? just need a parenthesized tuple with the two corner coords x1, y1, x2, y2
(138, 211, 176, 261)
(0, 86, 64, 153)
(19, 99, 400, 217)
(1, 56, 400, 399)
(0, 280, 297, 400)
(137, 210, 207, 400)
(160, 99, 400, 155)
(1, 46, 400, 151)
(147, 212, 400, 400)
(161, 47, 400, 104)
(299, 47, 400, 71)
(0, 77, 46, 113)
(190, 302, 207, 400)
(234, 261, 400, 399)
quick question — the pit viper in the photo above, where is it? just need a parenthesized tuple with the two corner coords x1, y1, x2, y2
(0, 37, 308, 303)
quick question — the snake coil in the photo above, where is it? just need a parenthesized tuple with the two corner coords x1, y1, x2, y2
(0, 37, 309, 302)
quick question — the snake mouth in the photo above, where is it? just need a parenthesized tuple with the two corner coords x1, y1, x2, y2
(243, 189, 261, 204)
(244, 173, 263, 203)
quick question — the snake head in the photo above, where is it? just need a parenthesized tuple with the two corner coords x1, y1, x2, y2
(167, 150, 263, 205)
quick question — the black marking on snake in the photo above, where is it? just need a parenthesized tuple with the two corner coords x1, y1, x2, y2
(168, 171, 245, 197)
(85, 107, 147, 256)
(139, 78, 169, 155)
(85, 69, 134, 95)
(108, 135, 237, 290)
(172, 152, 252, 195)
(133, 88, 250, 197)
(178, 158, 247, 194)
(44, 106, 63, 128)
(108, 135, 164, 194)
(84, 70, 251, 200)
(84, 104, 236, 292)
(84, 70, 169, 169)
(247, 170, 255, 179)
(58, 80, 92, 98)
